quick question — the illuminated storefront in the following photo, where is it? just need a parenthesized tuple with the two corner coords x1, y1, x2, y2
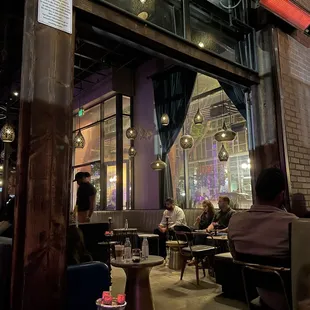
(170, 74, 252, 209)
(72, 95, 132, 210)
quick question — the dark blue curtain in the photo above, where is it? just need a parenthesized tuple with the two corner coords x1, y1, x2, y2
(220, 81, 247, 119)
(152, 66, 197, 207)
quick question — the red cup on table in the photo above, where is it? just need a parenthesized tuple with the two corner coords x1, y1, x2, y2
(117, 294, 126, 305)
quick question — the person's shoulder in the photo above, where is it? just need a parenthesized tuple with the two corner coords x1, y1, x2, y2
(175, 205, 184, 212)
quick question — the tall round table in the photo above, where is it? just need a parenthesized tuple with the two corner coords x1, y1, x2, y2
(111, 255, 164, 310)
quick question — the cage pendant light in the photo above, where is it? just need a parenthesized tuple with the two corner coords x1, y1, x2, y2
(180, 134, 194, 150)
(128, 146, 137, 158)
(1, 123, 15, 143)
(160, 113, 170, 126)
(126, 127, 138, 140)
(193, 76, 204, 125)
(151, 154, 167, 171)
(218, 144, 229, 162)
(74, 130, 85, 149)
(214, 91, 236, 142)
(74, 106, 85, 149)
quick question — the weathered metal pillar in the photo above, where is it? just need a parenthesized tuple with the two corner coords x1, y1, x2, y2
(11, 1, 75, 309)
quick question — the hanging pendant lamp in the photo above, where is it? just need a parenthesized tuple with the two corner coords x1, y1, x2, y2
(131, 0, 155, 20)
(151, 155, 167, 171)
(218, 144, 229, 162)
(1, 123, 15, 143)
(194, 108, 204, 125)
(128, 146, 137, 158)
(160, 113, 170, 126)
(193, 75, 204, 125)
(214, 122, 236, 142)
(180, 134, 194, 150)
(74, 130, 85, 149)
(126, 127, 138, 140)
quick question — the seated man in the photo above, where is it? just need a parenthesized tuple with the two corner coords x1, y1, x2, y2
(207, 196, 235, 233)
(154, 198, 186, 259)
(228, 168, 298, 310)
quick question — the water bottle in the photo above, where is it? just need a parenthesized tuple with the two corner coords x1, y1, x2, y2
(142, 237, 149, 260)
(124, 238, 132, 261)
(124, 219, 128, 230)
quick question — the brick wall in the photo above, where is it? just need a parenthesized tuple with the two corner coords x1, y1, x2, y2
(277, 29, 310, 210)
(295, 0, 309, 10)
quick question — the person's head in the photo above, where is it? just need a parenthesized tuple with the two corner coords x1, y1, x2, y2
(218, 196, 230, 211)
(73, 172, 86, 185)
(84, 172, 91, 182)
(255, 168, 286, 208)
(67, 225, 88, 265)
(202, 200, 215, 216)
(165, 198, 175, 211)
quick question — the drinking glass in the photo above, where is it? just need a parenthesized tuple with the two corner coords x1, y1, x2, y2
(115, 245, 124, 262)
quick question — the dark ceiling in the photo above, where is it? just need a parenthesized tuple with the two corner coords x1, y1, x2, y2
(0, 2, 151, 167)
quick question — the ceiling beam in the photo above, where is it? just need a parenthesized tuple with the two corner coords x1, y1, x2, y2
(73, 0, 259, 86)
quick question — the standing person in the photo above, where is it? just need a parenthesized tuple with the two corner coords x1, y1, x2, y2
(228, 168, 298, 310)
(73, 172, 96, 223)
(207, 196, 235, 233)
(154, 198, 187, 259)
(84, 172, 91, 183)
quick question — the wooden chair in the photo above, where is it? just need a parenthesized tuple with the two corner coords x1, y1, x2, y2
(234, 260, 291, 310)
(174, 225, 216, 285)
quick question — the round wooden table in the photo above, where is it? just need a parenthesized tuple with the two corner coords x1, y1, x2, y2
(111, 255, 164, 310)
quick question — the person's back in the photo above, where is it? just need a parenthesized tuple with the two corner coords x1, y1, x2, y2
(229, 168, 297, 310)
(229, 205, 296, 261)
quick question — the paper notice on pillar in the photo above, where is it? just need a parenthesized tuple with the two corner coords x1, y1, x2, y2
(38, 0, 72, 34)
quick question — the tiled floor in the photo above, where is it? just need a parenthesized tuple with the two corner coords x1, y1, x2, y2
(111, 262, 247, 310)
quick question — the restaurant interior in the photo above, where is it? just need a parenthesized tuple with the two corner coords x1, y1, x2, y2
(0, 1, 308, 310)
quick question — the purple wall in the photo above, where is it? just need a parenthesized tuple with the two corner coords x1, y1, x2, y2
(133, 60, 164, 210)
(73, 71, 113, 110)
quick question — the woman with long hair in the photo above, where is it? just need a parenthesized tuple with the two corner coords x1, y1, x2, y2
(196, 200, 215, 230)
(67, 225, 93, 265)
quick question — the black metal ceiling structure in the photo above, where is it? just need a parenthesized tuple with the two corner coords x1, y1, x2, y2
(0, 3, 152, 165)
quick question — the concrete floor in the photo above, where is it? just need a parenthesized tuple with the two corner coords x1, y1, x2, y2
(111, 263, 247, 310)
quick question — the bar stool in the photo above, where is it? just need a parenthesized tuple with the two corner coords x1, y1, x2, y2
(166, 240, 187, 270)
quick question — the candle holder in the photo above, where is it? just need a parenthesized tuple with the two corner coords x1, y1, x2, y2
(96, 299, 127, 310)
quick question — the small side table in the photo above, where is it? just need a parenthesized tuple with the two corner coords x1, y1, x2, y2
(111, 255, 164, 310)
(166, 241, 187, 270)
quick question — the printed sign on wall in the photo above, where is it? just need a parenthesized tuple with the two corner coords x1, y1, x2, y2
(38, 0, 72, 34)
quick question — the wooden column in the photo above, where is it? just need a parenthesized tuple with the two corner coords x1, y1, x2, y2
(11, 1, 75, 310)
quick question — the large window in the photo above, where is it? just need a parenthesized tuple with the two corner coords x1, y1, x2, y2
(170, 74, 252, 209)
(72, 95, 133, 210)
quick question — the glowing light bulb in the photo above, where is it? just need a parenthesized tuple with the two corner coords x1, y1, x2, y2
(198, 42, 204, 48)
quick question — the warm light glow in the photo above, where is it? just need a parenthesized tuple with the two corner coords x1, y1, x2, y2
(0, 165, 3, 171)
(221, 133, 226, 138)
(198, 42, 204, 48)
(241, 163, 248, 169)
(138, 11, 149, 19)
(185, 139, 188, 143)
(140, 0, 146, 3)
(0, 180, 3, 186)
(260, 0, 310, 31)
(156, 163, 159, 167)
(13, 91, 19, 96)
